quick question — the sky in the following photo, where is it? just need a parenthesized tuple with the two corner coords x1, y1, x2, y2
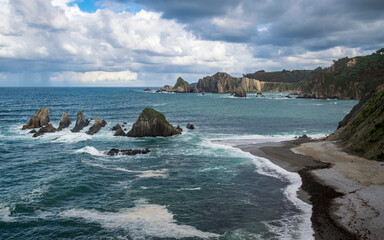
(0, 0, 383, 87)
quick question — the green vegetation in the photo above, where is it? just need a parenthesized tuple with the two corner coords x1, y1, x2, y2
(139, 108, 167, 123)
(244, 70, 313, 83)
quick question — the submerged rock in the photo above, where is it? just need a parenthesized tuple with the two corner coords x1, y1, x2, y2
(29, 129, 37, 134)
(57, 112, 71, 131)
(71, 110, 90, 133)
(186, 123, 195, 129)
(33, 124, 57, 138)
(106, 148, 150, 156)
(22, 106, 50, 130)
(233, 88, 246, 97)
(86, 115, 107, 135)
(127, 108, 181, 137)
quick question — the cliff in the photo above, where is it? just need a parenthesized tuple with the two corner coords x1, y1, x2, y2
(328, 85, 384, 160)
(298, 49, 384, 99)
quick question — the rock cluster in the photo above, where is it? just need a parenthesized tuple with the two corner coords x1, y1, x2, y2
(33, 123, 57, 138)
(186, 123, 195, 129)
(86, 115, 107, 135)
(22, 106, 50, 130)
(106, 148, 150, 156)
(71, 111, 90, 133)
(112, 124, 126, 136)
(144, 87, 152, 91)
(127, 108, 181, 137)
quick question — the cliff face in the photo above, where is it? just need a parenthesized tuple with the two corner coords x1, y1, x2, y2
(299, 50, 384, 99)
(328, 85, 384, 160)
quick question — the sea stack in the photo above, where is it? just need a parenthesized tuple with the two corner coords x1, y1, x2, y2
(22, 106, 50, 130)
(57, 112, 71, 131)
(233, 87, 246, 97)
(32, 123, 57, 138)
(86, 115, 107, 135)
(71, 110, 90, 133)
(127, 108, 181, 137)
(113, 124, 126, 136)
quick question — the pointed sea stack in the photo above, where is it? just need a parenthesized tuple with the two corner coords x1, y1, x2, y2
(71, 110, 90, 133)
(57, 112, 71, 131)
(22, 106, 50, 130)
(113, 124, 126, 136)
(86, 115, 107, 135)
(127, 108, 181, 137)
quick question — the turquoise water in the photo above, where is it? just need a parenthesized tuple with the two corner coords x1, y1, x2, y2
(0, 88, 357, 239)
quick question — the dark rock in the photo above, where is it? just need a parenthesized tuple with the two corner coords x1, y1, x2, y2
(233, 88, 246, 97)
(111, 124, 120, 131)
(22, 106, 50, 130)
(155, 89, 163, 93)
(121, 124, 125, 127)
(186, 123, 195, 130)
(257, 92, 263, 95)
(202, 92, 205, 95)
(86, 115, 107, 135)
(299, 134, 309, 139)
(114, 124, 126, 136)
(29, 129, 37, 134)
(124, 128, 127, 131)
(57, 112, 71, 131)
(105, 148, 150, 156)
(285, 95, 292, 98)
(33, 124, 57, 138)
(127, 108, 181, 137)
(176, 125, 183, 132)
(144, 87, 152, 91)
(123, 122, 127, 125)
(163, 85, 172, 91)
(71, 110, 90, 133)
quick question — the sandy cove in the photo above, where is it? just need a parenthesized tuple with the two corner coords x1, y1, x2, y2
(238, 140, 384, 240)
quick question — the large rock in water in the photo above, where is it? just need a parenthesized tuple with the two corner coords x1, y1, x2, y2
(127, 108, 181, 137)
(233, 87, 246, 97)
(86, 116, 107, 135)
(33, 123, 57, 138)
(113, 124, 126, 136)
(71, 110, 90, 132)
(22, 106, 50, 130)
(57, 112, 71, 131)
(173, 77, 192, 93)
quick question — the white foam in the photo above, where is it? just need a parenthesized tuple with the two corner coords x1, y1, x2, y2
(0, 204, 14, 222)
(76, 146, 104, 156)
(52, 131, 92, 143)
(61, 200, 220, 239)
(177, 187, 201, 191)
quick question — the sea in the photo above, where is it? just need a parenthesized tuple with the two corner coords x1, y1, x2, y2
(0, 87, 357, 239)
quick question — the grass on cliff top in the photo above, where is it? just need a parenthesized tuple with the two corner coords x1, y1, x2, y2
(139, 107, 167, 122)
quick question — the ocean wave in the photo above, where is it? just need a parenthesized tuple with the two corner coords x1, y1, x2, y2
(76, 146, 104, 156)
(0, 204, 14, 222)
(177, 187, 201, 191)
(60, 200, 220, 239)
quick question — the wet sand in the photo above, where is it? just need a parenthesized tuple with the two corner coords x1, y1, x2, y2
(238, 140, 384, 240)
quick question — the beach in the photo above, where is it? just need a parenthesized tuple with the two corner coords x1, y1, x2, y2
(238, 139, 384, 240)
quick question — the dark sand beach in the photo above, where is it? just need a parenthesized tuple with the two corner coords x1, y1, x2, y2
(238, 140, 384, 240)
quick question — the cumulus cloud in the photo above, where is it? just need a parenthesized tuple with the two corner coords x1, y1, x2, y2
(0, 0, 383, 86)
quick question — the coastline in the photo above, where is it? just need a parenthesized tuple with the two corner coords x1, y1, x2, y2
(237, 139, 384, 239)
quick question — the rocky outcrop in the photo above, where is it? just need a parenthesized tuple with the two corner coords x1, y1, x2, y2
(233, 87, 246, 97)
(155, 89, 163, 93)
(86, 116, 107, 135)
(186, 123, 195, 129)
(327, 85, 384, 160)
(22, 106, 50, 130)
(113, 124, 126, 136)
(71, 111, 90, 133)
(105, 148, 150, 156)
(127, 108, 181, 137)
(163, 85, 173, 91)
(176, 125, 183, 132)
(57, 112, 71, 131)
(144, 87, 152, 91)
(173, 77, 192, 93)
(32, 123, 57, 138)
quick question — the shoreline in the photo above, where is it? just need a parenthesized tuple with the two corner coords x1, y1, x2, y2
(237, 139, 384, 239)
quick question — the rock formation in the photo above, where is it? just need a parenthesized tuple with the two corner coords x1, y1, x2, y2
(173, 77, 192, 93)
(155, 89, 163, 93)
(57, 112, 71, 131)
(327, 85, 384, 160)
(144, 87, 152, 91)
(22, 106, 50, 130)
(86, 115, 107, 135)
(176, 125, 183, 132)
(233, 87, 246, 97)
(163, 85, 173, 91)
(71, 110, 90, 133)
(105, 148, 150, 156)
(113, 124, 126, 136)
(127, 108, 181, 137)
(186, 123, 195, 129)
(32, 124, 57, 138)
(197, 72, 261, 93)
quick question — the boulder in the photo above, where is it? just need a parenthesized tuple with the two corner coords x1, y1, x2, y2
(144, 87, 152, 91)
(186, 123, 195, 129)
(22, 106, 50, 130)
(176, 125, 183, 132)
(71, 110, 90, 132)
(86, 115, 107, 135)
(114, 124, 126, 136)
(33, 124, 57, 138)
(57, 112, 71, 131)
(111, 124, 120, 131)
(106, 148, 150, 156)
(127, 108, 181, 137)
(29, 129, 37, 134)
(233, 88, 246, 97)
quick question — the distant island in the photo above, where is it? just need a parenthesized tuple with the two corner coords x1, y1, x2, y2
(157, 48, 384, 99)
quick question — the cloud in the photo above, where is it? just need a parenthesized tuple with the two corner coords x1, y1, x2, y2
(50, 70, 138, 84)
